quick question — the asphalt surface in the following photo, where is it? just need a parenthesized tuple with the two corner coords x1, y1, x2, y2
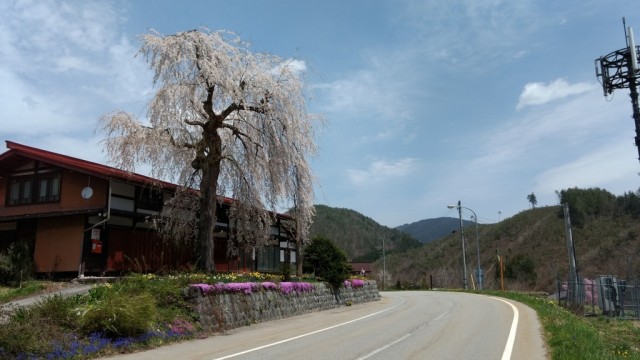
(103, 291, 548, 360)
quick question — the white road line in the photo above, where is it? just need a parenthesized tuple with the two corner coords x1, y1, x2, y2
(355, 333, 413, 360)
(490, 297, 520, 360)
(211, 304, 399, 360)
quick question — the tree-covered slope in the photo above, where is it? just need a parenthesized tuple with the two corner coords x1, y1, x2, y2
(377, 187, 640, 293)
(309, 205, 421, 262)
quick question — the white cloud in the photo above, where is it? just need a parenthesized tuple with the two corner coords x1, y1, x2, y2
(0, 0, 122, 70)
(397, 0, 548, 69)
(422, 84, 636, 222)
(533, 140, 639, 195)
(0, 0, 150, 142)
(315, 49, 418, 121)
(516, 78, 596, 110)
(283, 59, 307, 74)
(0, 69, 82, 136)
(471, 89, 618, 169)
(347, 158, 418, 185)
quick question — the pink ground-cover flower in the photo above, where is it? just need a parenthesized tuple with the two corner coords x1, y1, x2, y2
(191, 281, 314, 295)
(169, 318, 195, 335)
(280, 282, 314, 294)
(343, 279, 366, 288)
(222, 282, 258, 294)
(190, 282, 255, 294)
(261, 282, 278, 291)
(191, 283, 216, 294)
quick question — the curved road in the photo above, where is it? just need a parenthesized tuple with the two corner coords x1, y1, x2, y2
(107, 291, 547, 360)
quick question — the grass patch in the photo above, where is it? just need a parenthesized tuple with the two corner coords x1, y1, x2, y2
(0, 274, 201, 359)
(486, 291, 640, 360)
(0, 281, 46, 303)
(0, 272, 311, 359)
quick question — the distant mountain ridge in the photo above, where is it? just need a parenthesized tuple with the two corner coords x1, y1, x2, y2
(395, 217, 473, 244)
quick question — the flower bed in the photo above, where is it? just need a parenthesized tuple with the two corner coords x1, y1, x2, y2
(344, 279, 366, 288)
(190, 281, 315, 295)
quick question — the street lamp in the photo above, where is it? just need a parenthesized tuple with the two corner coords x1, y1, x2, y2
(447, 202, 482, 290)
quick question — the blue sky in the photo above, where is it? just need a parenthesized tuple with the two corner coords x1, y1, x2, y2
(2, 0, 640, 227)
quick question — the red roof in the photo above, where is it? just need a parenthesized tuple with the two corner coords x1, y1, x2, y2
(0, 141, 292, 217)
(0, 141, 178, 190)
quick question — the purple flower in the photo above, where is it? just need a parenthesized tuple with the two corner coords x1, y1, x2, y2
(169, 318, 195, 335)
(191, 283, 216, 294)
(280, 282, 314, 294)
(223, 282, 257, 294)
(191, 281, 314, 295)
(261, 282, 278, 291)
(113, 337, 135, 348)
(344, 279, 365, 288)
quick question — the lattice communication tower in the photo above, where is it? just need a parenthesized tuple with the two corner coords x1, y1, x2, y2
(595, 18, 640, 162)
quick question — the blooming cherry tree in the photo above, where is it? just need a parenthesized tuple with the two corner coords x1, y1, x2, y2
(99, 29, 318, 272)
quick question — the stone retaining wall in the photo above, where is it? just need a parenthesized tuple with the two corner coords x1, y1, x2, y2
(186, 281, 380, 331)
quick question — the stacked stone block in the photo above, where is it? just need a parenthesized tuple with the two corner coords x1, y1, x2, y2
(186, 280, 380, 332)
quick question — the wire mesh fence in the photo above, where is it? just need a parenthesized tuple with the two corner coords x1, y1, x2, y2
(558, 276, 640, 319)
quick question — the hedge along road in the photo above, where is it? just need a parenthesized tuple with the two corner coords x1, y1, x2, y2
(104, 291, 547, 360)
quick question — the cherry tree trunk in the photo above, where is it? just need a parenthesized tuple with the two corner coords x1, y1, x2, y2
(199, 135, 222, 273)
(199, 166, 218, 272)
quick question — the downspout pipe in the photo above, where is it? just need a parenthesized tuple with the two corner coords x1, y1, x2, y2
(78, 181, 111, 278)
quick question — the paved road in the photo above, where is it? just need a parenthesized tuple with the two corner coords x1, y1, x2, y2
(105, 291, 547, 360)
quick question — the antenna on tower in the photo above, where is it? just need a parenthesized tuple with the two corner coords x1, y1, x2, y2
(629, 26, 639, 73)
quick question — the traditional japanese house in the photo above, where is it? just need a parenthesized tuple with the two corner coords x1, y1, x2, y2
(0, 141, 296, 277)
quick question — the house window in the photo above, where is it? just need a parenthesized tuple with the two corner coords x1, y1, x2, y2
(8, 172, 61, 205)
(136, 187, 164, 212)
(257, 246, 279, 272)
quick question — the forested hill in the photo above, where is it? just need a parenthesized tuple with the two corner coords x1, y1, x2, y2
(309, 205, 421, 262)
(396, 217, 473, 244)
(378, 187, 640, 293)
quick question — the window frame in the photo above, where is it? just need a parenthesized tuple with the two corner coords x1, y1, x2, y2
(7, 170, 61, 206)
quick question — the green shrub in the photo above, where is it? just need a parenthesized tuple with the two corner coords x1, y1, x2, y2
(33, 294, 81, 330)
(114, 274, 195, 323)
(0, 240, 33, 286)
(0, 300, 77, 356)
(0, 316, 49, 354)
(79, 291, 158, 338)
(303, 236, 351, 289)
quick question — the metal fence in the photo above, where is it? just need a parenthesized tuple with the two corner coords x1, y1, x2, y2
(558, 276, 640, 319)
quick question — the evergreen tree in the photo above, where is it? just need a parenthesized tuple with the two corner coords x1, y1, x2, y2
(303, 236, 351, 289)
(527, 193, 538, 209)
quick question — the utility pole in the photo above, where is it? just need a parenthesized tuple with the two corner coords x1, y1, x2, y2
(382, 236, 386, 290)
(456, 201, 469, 290)
(596, 18, 640, 163)
(563, 203, 579, 304)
